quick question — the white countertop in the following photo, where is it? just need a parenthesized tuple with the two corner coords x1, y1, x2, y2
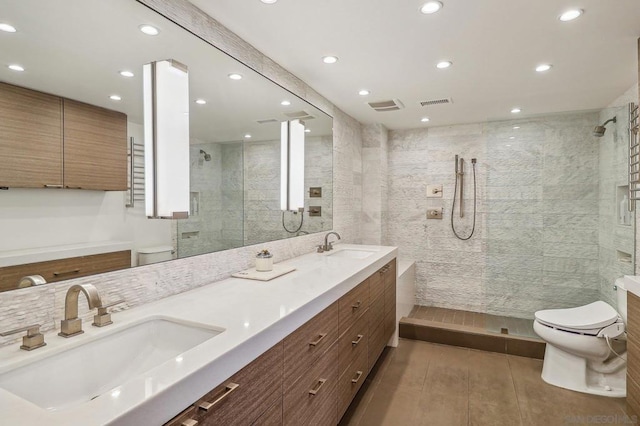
(0, 244, 397, 426)
(0, 241, 133, 267)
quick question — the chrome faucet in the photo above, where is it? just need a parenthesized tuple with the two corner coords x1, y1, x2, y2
(322, 231, 341, 252)
(58, 284, 102, 338)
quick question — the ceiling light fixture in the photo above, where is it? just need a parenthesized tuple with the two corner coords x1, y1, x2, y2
(281, 100, 291, 106)
(8, 64, 24, 72)
(421, 117, 430, 123)
(195, 99, 207, 105)
(322, 56, 338, 64)
(119, 70, 134, 78)
(139, 24, 160, 36)
(513, 126, 520, 129)
(535, 64, 552, 72)
(109, 95, 122, 101)
(244, 134, 252, 139)
(358, 90, 370, 96)
(0, 23, 17, 33)
(559, 9, 583, 22)
(305, 129, 311, 133)
(420, 1, 443, 14)
(511, 108, 521, 114)
(436, 61, 452, 69)
(228, 73, 243, 80)
(261, 0, 278, 3)
(509, 136, 515, 140)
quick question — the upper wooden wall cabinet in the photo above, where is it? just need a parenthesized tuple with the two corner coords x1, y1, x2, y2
(0, 82, 127, 191)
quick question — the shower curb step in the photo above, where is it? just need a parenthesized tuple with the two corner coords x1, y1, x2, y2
(399, 317, 545, 359)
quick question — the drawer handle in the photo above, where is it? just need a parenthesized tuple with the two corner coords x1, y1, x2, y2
(198, 382, 239, 411)
(44, 184, 63, 188)
(53, 269, 80, 277)
(351, 301, 362, 310)
(309, 378, 327, 396)
(181, 420, 198, 426)
(65, 186, 83, 189)
(309, 333, 327, 347)
(351, 370, 364, 384)
(352, 334, 364, 346)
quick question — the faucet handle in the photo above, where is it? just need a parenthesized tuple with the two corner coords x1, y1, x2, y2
(0, 324, 46, 351)
(317, 245, 325, 253)
(93, 299, 124, 328)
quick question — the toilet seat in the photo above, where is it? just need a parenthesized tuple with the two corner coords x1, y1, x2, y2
(535, 301, 620, 336)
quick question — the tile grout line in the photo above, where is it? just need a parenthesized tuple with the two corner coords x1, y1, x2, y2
(506, 355, 526, 425)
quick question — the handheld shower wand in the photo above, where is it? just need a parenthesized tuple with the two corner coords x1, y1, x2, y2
(451, 155, 477, 240)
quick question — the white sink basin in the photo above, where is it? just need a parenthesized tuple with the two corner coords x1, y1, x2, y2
(327, 248, 376, 259)
(0, 318, 223, 411)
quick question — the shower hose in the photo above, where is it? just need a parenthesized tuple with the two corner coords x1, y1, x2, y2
(451, 161, 477, 240)
(282, 210, 304, 233)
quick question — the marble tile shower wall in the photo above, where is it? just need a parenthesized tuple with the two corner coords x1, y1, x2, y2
(244, 136, 333, 246)
(387, 112, 601, 318)
(361, 124, 389, 245)
(0, 0, 363, 347)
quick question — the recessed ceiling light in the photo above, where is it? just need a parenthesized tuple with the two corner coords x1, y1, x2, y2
(281, 100, 291, 106)
(109, 95, 122, 101)
(511, 108, 521, 114)
(509, 136, 515, 140)
(244, 134, 252, 139)
(421, 117, 430, 123)
(8, 64, 24, 72)
(513, 126, 520, 130)
(261, 0, 277, 3)
(436, 61, 452, 69)
(139, 24, 159, 36)
(322, 56, 338, 64)
(559, 9, 583, 22)
(228, 73, 243, 80)
(358, 90, 370, 96)
(305, 129, 311, 133)
(0, 23, 16, 33)
(119, 70, 134, 78)
(195, 99, 207, 105)
(420, 1, 443, 14)
(535, 64, 552, 72)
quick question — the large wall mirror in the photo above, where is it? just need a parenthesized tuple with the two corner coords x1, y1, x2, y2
(0, 0, 333, 292)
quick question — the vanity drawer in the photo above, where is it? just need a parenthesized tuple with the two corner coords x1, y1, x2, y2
(384, 259, 397, 291)
(369, 268, 384, 302)
(338, 279, 369, 337)
(338, 344, 368, 419)
(283, 342, 337, 426)
(195, 341, 283, 426)
(339, 309, 369, 377)
(628, 293, 640, 339)
(0, 250, 131, 292)
(385, 277, 396, 316)
(368, 322, 386, 371)
(369, 293, 384, 329)
(284, 302, 338, 388)
(384, 309, 396, 342)
(252, 396, 282, 425)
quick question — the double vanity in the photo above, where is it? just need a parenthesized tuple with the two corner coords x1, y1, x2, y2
(0, 244, 398, 425)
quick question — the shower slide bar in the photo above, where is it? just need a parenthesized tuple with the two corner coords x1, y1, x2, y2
(629, 102, 640, 211)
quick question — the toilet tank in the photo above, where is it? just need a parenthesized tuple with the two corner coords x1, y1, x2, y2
(616, 277, 628, 323)
(137, 246, 173, 266)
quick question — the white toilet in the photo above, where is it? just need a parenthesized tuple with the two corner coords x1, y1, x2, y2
(533, 277, 628, 397)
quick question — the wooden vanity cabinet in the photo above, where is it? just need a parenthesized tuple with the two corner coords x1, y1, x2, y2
(0, 250, 131, 292)
(627, 292, 640, 416)
(164, 258, 398, 426)
(0, 82, 63, 188)
(0, 82, 127, 191)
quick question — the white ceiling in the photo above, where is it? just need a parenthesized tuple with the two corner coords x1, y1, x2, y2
(189, 0, 640, 130)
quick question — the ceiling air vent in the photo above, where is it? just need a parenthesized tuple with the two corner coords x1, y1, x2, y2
(420, 97, 452, 107)
(368, 99, 405, 112)
(256, 118, 278, 124)
(285, 110, 315, 120)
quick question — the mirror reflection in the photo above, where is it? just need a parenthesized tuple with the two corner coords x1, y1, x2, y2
(0, 0, 333, 292)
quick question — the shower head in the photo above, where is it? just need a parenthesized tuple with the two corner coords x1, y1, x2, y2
(593, 116, 617, 137)
(199, 149, 211, 161)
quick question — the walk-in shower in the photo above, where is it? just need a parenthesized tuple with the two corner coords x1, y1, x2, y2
(451, 155, 477, 240)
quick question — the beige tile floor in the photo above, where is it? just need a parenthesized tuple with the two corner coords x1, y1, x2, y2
(339, 339, 633, 426)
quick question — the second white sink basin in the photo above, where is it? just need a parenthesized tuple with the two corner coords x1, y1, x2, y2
(0, 317, 223, 411)
(327, 248, 376, 259)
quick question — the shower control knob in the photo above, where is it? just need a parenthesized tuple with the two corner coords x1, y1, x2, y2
(427, 208, 443, 220)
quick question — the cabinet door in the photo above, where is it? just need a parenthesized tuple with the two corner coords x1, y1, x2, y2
(0, 82, 63, 188)
(63, 99, 127, 190)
